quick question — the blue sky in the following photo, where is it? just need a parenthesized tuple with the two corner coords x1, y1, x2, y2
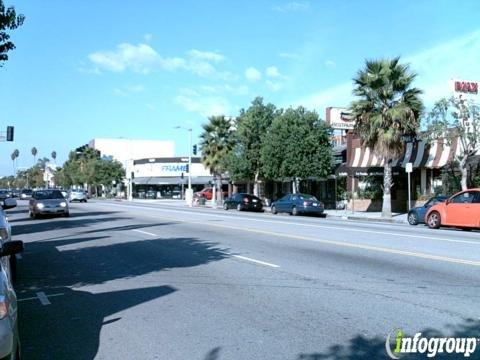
(1, 0, 480, 176)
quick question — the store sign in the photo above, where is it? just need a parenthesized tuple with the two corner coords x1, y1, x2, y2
(160, 164, 188, 173)
(454, 80, 478, 94)
(326, 107, 355, 129)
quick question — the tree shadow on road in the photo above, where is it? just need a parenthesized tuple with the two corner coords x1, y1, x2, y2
(19, 285, 176, 360)
(296, 318, 480, 360)
(17, 234, 230, 359)
(12, 216, 132, 235)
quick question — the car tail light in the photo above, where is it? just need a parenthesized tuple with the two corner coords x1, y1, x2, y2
(0, 296, 8, 319)
(0, 228, 8, 241)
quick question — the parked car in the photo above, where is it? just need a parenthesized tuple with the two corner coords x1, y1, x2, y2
(146, 190, 157, 199)
(69, 190, 88, 203)
(29, 189, 70, 219)
(0, 191, 10, 201)
(0, 198, 19, 281)
(223, 193, 263, 212)
(0, 238, 23, 360)
(407, 195, 448, 225)
(426, 189, 480, 230)
(11, 190, 20, 198)
(194, 187, 228, 200)
(20, 189, 33, 200)
(271, 193, 324, 216)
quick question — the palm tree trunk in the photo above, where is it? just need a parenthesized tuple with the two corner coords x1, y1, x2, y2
(459, 155, 468, 191)
(382, 161, 393, 218)
(216, 176, 223, 206)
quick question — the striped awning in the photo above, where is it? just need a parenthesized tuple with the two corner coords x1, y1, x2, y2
(348, 138, 459, 169)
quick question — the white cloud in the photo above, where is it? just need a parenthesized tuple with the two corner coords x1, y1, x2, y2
(325, 60, 336, 69)
(279, 52, 301, 60)
(144, 33, 153, 42)
(291, 82, 352, 111)
(274, 1, 310, 13)
(266, 66, 281, 78)
(87, 43, 230, 79)
(175, 94, 231, 117)
(188, 49, 225, 63)
(245, 67, 262, 82)
(88, 43, 184, 74)
(200, 84, 249, 96)
(266, 80, 284, 92)
(405, 29, 480, 105)
(292, 29, 480, 112)
(113, 84, 145, 97)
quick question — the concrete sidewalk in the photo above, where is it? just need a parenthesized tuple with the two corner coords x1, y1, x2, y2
(107, 198, 408, 224)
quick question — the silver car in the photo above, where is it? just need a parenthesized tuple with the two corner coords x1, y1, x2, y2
(29, 190, 70, 219)
(0, 198, 24, 359)
(69, 190, 87, 203)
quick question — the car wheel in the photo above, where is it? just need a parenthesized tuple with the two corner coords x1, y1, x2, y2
(30, 211, 36, 220)
(223, 202, 228, 210)
(271, 205, 277, 215)
(291, 206, 298, 216)
(407, 212, 418, 225)
(236, 203, 243, 211)
(83, 199, 87, 203)
(427, 211, 441, 229)
(64, 212, 70, 218)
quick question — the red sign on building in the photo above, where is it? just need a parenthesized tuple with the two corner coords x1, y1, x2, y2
(454, 81, 478, 94)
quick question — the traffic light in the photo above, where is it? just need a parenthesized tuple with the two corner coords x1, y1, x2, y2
(185, 164, 189, 173)
(181, 172, 184, 180)
(131, 171, 135, 179)
(6, 126, 14, 142)
(192, 144, 197, 155)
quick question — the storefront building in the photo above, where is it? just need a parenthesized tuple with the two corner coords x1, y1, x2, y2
(336, 132, 462, 211)
(131, 157, 213, 199)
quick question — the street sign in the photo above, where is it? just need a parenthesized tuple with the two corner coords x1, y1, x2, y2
(405, 163, 413, 173)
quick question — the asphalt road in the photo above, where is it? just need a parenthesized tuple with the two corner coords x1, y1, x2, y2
(9, 200, 480, 359)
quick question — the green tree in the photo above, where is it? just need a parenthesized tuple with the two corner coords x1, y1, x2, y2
(199, 115, 235, 204)
(51, 150, 57, 164)
(261, 107, 333, 193)
(350, 58, 423, 217)
(31, 146, 37, 164)
(234, 97, 278, 196)
(0, 0, 25, 66)
(425, 96, 480, 190)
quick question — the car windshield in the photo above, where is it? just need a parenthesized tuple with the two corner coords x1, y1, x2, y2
(34, 190, 64, 200)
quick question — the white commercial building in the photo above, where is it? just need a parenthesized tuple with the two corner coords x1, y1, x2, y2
(88, 138, 175, 165)
(130, 157, 214, 199)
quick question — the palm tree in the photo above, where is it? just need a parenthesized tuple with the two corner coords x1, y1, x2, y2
(10, 152, 16, 176)
(51, 151, 57, 164)
(13, 149, 19, 175)
(31, 147, 38, 164)
(199, 115, 235, 205)
(350, 57, 423, 218)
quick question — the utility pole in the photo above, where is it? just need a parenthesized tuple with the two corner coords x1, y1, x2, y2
(174, 126, 194, 207)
